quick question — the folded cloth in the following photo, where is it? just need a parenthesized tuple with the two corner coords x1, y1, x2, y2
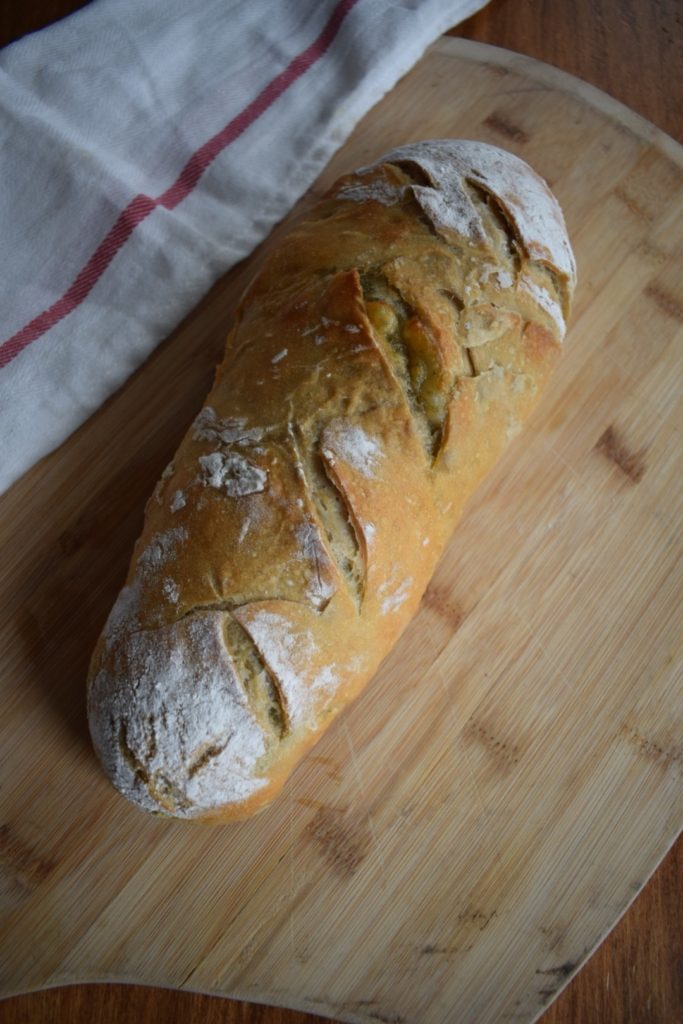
(0, 0, 488, 495)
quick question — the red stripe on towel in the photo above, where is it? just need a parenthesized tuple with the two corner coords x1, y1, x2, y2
(0, 0, 358, 369)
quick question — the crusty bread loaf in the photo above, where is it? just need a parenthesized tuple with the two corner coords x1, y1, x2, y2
(87, 140, 576, 821)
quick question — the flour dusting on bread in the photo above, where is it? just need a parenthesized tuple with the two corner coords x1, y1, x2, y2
(198, 451, 267, 495)
(236, 609, 333, 729)
(87, 140, 575, 821)
(138, 527, 188, 570)
(383, 139, 576, 286)
(89, 612, 269, 817)
(323, 422, 383, 479)
(193, 407, 264, 445)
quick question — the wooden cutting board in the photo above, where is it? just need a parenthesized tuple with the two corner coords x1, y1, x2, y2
(1, 38, 681, 1024)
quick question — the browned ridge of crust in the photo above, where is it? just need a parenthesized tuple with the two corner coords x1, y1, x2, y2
(87, 140, 576, 821)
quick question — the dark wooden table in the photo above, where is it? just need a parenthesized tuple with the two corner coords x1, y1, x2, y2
(1, 2, 681, 1022)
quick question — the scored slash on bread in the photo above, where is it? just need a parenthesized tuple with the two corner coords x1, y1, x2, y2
(87, 140, 576, 821)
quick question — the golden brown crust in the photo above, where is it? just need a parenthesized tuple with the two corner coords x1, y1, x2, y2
(87, 140, 575, 821)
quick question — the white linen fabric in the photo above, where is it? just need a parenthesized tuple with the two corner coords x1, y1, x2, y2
(0, 0, 488, 494)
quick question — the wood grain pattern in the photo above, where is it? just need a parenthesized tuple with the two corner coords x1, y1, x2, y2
(2, 837, 681, 1023)
(452, 0, 683, 143)
(1, 4, 682, 1024)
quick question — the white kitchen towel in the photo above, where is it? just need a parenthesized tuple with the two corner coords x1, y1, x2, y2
(0, 0, 488, 495)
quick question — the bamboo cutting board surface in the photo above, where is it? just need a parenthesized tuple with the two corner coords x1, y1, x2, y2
(1, 38, 682, 1024)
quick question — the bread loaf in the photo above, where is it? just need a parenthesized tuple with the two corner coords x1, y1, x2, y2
(87, 140, 576, 821)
